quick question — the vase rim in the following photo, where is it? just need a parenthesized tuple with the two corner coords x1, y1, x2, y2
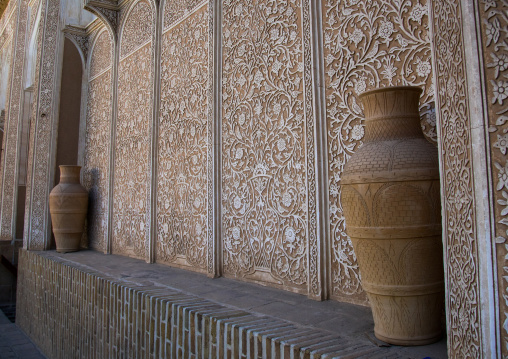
(358, 86, 423, 99)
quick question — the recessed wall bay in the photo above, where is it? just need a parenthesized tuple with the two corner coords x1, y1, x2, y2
(83, 30, 113, 253)
(322, 0, 435, 304)
(221, 0, 309, 292)
(112, 1, 154, 259)
(156, 4, 210, 271)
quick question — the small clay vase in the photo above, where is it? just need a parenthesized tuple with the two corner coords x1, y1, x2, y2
(341, 86, 444, 346)
(49, 166, 88, 253)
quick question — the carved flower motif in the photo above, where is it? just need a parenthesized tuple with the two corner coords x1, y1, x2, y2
(482, 0, 497, 10)
(195, 223, 202, 236)
(235, 113, 245, 126)
(497, 191, 508, 216)
(494, 133, 508, 155)
(351, 124, 364, 140)
(329, 204, 338, 215)
(254, 70, 264, 86)
(378, 20, 394, 40)
(282, 192, 292, 207)
(447, 78, 457, 97)
(349, 28, 364, 46)
(491, 80, 508, 105)
(409, 3, 427, 24)
(277, 138, 287, 151)
(233, 196, 242, 209)
(488, 53, 508, 79)
(285, 227, 296, 242)
(235, 148, 244, 159)
(485, 18, 501, 46)
(496, 162, 508, 191)
(415, 57, 431, 78)
(273, 103, 282, 115)
(232, 226, 241, 240)
(354, 77, 366, 94)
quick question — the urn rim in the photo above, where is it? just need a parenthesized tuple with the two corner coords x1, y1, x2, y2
(358, 85, 423, 99)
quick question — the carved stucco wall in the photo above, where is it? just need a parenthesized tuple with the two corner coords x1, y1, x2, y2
(112, 0, 154, 260)
(478, 0, 508, 356)
(0, 2, 22, 242)
(221, 0, 319, 295)
(322, 0, 435, 305)
(157, 2, 210, 272)
(82, 28, 113, 253)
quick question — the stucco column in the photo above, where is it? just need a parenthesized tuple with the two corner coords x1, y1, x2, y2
(23, 0, 63, 250)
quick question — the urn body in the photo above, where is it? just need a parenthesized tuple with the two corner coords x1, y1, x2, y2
(49, 166, 88, 253)
(341, 86, 444, 346)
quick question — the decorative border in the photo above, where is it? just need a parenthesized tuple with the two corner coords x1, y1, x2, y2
(301, 0, 320, 299)
(430, 0, 482, 356)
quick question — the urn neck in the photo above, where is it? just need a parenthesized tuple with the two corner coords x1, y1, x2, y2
(360, 86, 423, 142)
(59, 166, 82, 184)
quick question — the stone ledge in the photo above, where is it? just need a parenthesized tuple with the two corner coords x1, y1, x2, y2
(16, 250, 447, 358)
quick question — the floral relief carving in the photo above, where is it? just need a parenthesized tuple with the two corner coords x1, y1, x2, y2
(322, 0, 435, 304)
(89, 29, 113, 79)
(431, 0, 481, 356)
(113, 1, 154, 259)
(478, 0, 508, 356)
(157, 4, 209, 271)
(119, 0, 152, 58)
(222, 0, 309, 290)
(163, 0, 203, 29)
(83, 29, 113, 253)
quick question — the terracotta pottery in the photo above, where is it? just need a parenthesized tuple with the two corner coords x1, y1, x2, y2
(49, 165, 88, 253)
(341, 86, 444, 346)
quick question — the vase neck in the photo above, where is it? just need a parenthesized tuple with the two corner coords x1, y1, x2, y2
(360, 87, 423, 142)
(59, 166, 81, 184)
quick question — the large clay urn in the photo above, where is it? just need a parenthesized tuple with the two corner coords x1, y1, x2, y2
(49, 165, 88, 253)
(341, 86, 444, 345)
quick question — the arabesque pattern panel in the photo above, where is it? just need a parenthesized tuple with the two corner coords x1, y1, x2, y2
(157, 4, 209, 271)
(322, 0, 435, 304)
(112, 0, 154, 259)
(83, 29, 113, 252)
(221, 0, 309, 291)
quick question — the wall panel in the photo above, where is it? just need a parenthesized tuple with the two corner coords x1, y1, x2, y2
(83, 29, 113, 252)
(156, 3, 210, 272)
(112, 0, 154, 259)
(221, 0, 311, 292)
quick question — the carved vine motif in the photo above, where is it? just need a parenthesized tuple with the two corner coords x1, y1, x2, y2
(83, 29, 113, 252)
(478, 0, 508, 355)
(222, 0, 308, 290)
(431, 0, 481, 356)
(157, 4, 209, 270)
(163, 0, 203, 29)
(322, 0, 434, 304)
(112, 1, 154, 259)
